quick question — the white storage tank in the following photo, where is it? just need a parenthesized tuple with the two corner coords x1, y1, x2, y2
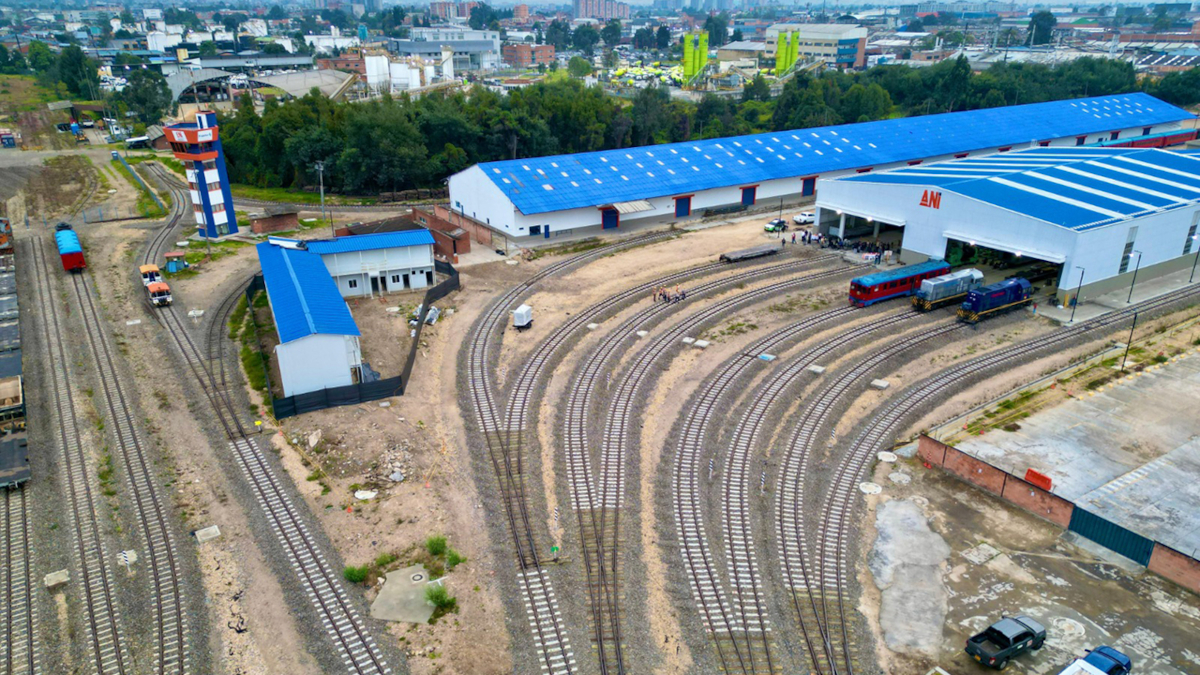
(512, 304, 532, 330)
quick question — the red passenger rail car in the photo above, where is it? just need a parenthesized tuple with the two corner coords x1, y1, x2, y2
(848, 259, 952, 307)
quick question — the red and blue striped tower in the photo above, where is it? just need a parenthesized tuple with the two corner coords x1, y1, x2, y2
(165, 111, 239, 239)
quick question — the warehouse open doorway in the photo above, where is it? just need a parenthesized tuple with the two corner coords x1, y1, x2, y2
(944, 237, 1064, 304)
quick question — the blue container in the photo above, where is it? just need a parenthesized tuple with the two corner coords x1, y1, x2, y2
(54, 230, 82, 255)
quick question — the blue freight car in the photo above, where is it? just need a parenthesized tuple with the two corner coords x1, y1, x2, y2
(849, 259, 951, 307)
(913, 268, 984, 311)
(958, 277, 1033, 324)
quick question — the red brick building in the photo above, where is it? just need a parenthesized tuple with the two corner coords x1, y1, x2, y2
(501, 43, 555, 68)
(317, 51, 367, 79)
(412, 206, 471, 262)
(513, 4, 530, 20)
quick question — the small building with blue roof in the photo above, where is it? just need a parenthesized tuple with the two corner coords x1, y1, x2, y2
(447, 93, 1194, 245)
(815, 146, 1200, 305)
(255, 229, 437, 397)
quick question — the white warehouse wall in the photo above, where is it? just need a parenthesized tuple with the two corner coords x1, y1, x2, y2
(449, 119, 1187, 241)
(276, 333, 362, 397)
(319, 245, 435, 298)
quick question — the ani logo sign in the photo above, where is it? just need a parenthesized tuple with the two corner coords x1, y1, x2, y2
(919, 190, 942, 209)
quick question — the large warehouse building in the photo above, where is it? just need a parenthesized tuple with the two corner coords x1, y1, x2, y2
(447, 93, 1195, 246)
(814, 146, 1200, 304)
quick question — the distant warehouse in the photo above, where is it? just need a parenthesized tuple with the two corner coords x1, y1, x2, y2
(447, 94, 1195, 245)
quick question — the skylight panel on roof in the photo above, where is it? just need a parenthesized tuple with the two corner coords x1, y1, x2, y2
(502, 178, 511, 184)
(668, 169, 675, 174)
(601, 157, 608, 162)
(657, 160, 664, 165)
(646, 151, 654, 156)
(670, 149, 677, 154)
(611, 166, 618, 171)
(561, 171, 568, 177)
(584, 169, 592, 174)
(570, 181, 579, 187)
(704, 155, 711, 159)
(543, 184, 553, 190)
(522, 164, 530, 170)
(492, 168, 501, 174)
(823, 140, 831, 145)
(595, 178, 602, 183)
(681, 157, 689, 163)
(830, 130, 839, 136)
(734, 141, 743, 147)
(756, 157, 764, 163)
(853, 145, 861, 150)
(647, 172, 654, 177)
(693, 146, 701, 151)
(622, 175, 628, 180)
(716, 163, 723, 168)
(869, 143, 877, 148)
(811, 132, 820, 138)
(551, 162, 559, 167)
(815, 150, 823, 155)
(835, 147, 843, 153)
(626, 153, 633, 159)
(784, 145, 791, 150)
(738, 160, 746, 165)
(693, 166, 700, 171)
(636, 162, 643, 168)
(803, 142, 811, 148)
(778, 155, 785, 161)
(772, 137, 780, 142)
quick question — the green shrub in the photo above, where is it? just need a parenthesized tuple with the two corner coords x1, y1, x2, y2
(425, 535, 447, 557)
(425, 584, 456, 611)
(446, 548, 466, 570)
(343, 565, 369, 583)
(375, 552, 398, 568)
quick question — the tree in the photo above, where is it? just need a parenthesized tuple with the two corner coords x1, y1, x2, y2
(601, 20, 622, 48)
(199, 41, 219, 57)
(656, 25, 670, 49)
(731, 28, 743, 42)
(1027, 10, 1057, 45)
(262, 43, 289, 55)
(839, 82, 892, 122)
(468, 4, 499, 30)
(633, 27, 655, 50)
(573, 25, 600, 55)
(223, 12, 248, 33)
(741, 73, 770, 102)
(603, 49, 618, 68)
(58, 46, 100, 98)
(905, 17, 924, 31)
(120, 9, 136, 25)
(113, 52, 146, 66)
(545, 19, 572, 51)
(704, 13, 729, 47)
(27, 41, 55, 72)
(567, 55, 592, 77)
(115, 68, 173, 124)
(267, 5, 288, 20)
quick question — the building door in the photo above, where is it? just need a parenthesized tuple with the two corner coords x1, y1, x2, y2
(741, 186, 757, 206)
(426, 271, 433, 286)
(602, 208, 619, 229)
(802, 177, 816, 197)
(675, 196, 691, 218)
(379, 275, 388, 293)
(544, 225, 551, 239)
(402, 273, 410, 289)
(370, 277, 380, 294)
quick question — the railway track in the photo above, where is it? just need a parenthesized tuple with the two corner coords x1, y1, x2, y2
(144, 170, 393, 674)
(466, 231, 677, 675)
(557, 254, 840, 673)
(69, 268, 190, 675)
(587, 260, 855, 674)
(29, 238, 130, 675)
(2, 485, 39, 675)
(815, 283, 1200, 674)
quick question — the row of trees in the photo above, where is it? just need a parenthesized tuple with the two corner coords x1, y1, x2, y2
(215, 56, 1200, 198)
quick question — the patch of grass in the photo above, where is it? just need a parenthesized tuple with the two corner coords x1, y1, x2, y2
(425, 584, 457, 615)
(343, 565, 369, 583)
(230, 183, 377, 206)
(425, 535, 448, 557)
(375, 552, 398, 568)
(110, 159, 167, 219)
(446, 548, 466, 570)
(0, 74, 59, 111)
(229, 296, 249, 339)
(528, 237, 607, 260)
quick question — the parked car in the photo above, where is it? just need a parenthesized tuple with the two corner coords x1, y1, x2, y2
(1057, 646, 1131, 675)
(793, 211, 815, 225)
(764, 219, 788, 232)
(965, 615, 1046, 670)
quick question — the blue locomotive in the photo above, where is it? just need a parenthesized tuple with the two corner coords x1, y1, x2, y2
(957, 277, 1033, 324)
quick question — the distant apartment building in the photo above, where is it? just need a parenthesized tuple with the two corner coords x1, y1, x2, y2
(318, 51, 368, 78)
(574, 0, 630, 20)
(429, 1, 479, 21)
(765, 23, 868, 69)
(412, 26, 501, 52)
(513, 4, 530, 21)
(502, 43, 555, 67)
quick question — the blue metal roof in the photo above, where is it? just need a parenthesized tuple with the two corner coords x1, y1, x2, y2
(853, 259, 949, 286)
(256, 241, 360, 344)
(836, 146, 1200, 232)
(304, 230, 435, 255)
(469, 93, 1193, 216)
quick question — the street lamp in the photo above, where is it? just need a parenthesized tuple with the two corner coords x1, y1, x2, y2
(1069, 265, 1085, 324)
(1190, 235, 1199, 284)
(1126, 250, 1143, 304)
(314, 161, 331, 236)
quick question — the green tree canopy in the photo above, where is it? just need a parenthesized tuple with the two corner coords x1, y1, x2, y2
(573, 25, 600, 55)
(115, 68, 173, 124)
(1027, 10, 1057, 45)
(567, 55, 592, 77)
(601, 20, 622, 48)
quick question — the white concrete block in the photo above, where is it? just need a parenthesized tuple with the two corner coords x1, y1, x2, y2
(807, 365, 826, 375)
(681, 337, 696, 344)
(693, 340, 710, 349)
(44, 570, 69, 589)
(587, 323, 600, 330)
(870, 379, 890, 390)
(125, 319, 141, 326)
(636, 330, 649, 338)
(195, 525, 222, 543)
(758, 354, 776, 362)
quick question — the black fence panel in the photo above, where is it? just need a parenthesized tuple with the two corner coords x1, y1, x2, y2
(273, 376, 404, 420)
(399, 261, 460, 392)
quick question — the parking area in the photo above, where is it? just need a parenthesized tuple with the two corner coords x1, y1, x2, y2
(867, 461, 1200, 675)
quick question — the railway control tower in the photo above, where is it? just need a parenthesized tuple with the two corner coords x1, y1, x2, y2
(164, 111, 239, 239)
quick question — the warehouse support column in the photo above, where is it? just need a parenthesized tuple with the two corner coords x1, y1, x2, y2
(872, 220, 880, 238)
(838, 212, 846, 240)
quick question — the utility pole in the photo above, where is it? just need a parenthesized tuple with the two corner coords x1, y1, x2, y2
(1069, 265, 1084, 324)
(1121, 311, 1138, 373)
(315, 161, 331, 236)
(1190, 234, 1199, 284)
(1126, 250, 1142, 303)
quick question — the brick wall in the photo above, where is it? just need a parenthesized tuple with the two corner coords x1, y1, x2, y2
(250, 212, 299, 234)
(433, 204, 493, 249)
(1149, 545, 1200, 595)
(918, 435, 1074, 527)
(413, 206, 471, 262)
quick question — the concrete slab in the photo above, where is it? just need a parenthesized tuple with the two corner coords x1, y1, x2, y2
(44, 570, 68, 589)
(636, 330, 649, 338)
(1039, 265, 1200, 326)
(681, 336, 695, 344)
(195, 525, 221, 543)
(370, 564, 436, 624)
(693, 340, 710, 349)
(871, 378, 891, 390)
(954, 353, 1200, 561)
(807, 364, 826, 374)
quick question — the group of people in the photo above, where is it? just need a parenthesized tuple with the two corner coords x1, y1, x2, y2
(655, 285, 686, 304)
(784, 227, 896, 257)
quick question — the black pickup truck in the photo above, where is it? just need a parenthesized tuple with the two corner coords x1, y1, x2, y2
(965, 615, 1047, 670)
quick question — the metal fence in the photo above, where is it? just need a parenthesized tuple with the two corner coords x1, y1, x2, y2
(111, 153, 166, 212)
(1067, 506, 1156, 566)
(399, 260, 460, 391)
(81, 204, 145, 223)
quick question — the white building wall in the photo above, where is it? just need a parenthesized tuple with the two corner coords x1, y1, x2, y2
(1070, 206, 1200, 287)
(276, 333, 362, 397)
(319, 245, 436, 297)
(450, 119, 1189, 239)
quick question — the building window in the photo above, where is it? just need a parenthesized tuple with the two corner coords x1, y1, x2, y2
(954, 153, 969, 159)
(348, 279, 358, 289)
(1186, 216, 1199, 255)
(1119, 226, 1138, 274)
(1143, 127, 1152, 136)
(202, 160, 217, 171)
(907, 160, 922, 166)
(1076, 136, 1086, 146)
(1110, 131, 1120, 141)
(998, 146, 1012, 152)
(529, 225, 541, 235)
(212, 203, 225, 213)
(1039, 141, 1051, 147)
(392, 275, 402, 283)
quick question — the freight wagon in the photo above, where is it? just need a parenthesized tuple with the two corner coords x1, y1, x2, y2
(720, 243, 780, 263)
(913, 268, 984, 311)
(849, 259, 951, 307)
(957, 277, 1033, 324)
(54, 225, 86, 272)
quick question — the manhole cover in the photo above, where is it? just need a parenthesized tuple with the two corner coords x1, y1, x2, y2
(877, 451, 898, 463)
(859, 482, 882, 495)
(410, 573, 425, 583)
